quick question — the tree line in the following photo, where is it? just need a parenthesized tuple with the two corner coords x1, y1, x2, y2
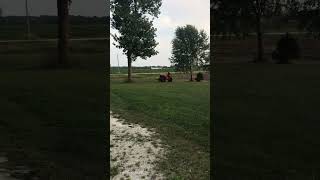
(211, 0, 320, 62)
(0, 15, 108, 25)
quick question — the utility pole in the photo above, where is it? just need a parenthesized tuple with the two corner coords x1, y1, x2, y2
(25, 0, 31, 39)
(117, 54, 121, 74)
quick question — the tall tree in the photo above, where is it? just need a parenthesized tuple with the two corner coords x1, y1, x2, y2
(57, 0, 71, 67)
(250, 0, 280, 62)
(170, 25, 210, 81)
(111, 0, 162, 82)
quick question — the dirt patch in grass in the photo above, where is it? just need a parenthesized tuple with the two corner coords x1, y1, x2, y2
(110, 112, 166, 179)
(0, 154, 35, 180)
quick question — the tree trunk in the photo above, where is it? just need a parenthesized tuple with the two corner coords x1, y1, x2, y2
(57, 0, 70, 67)
(190, 65, 193, 81)
(256, 15, 264, 62)
(127, 53, 132, 82)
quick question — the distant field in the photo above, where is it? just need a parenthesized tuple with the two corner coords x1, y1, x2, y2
(214, 63, 320, 178)
(110, 66, 176, 74)
(110, 67, 209, 75)
(214, 35, 320, 62)
(0, 41, 107, 179)
(0, 23, 106, 40)
(110, 73, 210, 179)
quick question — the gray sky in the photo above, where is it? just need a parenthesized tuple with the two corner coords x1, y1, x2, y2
(110, 0, 210, 67)
(0, 0, 108, 17)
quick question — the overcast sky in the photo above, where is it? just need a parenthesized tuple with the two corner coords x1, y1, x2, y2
(110, 0, 210, 67)
(0, 0, 108, 17)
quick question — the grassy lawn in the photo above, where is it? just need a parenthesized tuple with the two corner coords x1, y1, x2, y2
(0, 41, 107, 179)
(213, 63, 320, 178)
(110, 73, 210, 179)
(0, 40, 107, 70)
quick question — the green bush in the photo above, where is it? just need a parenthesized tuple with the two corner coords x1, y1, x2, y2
(195, 72, 204, 82)
(272, 33, 300, 64)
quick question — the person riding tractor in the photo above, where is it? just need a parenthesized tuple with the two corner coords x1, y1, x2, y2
(166, 72, 172, 82)
(158, 72, 173, 82)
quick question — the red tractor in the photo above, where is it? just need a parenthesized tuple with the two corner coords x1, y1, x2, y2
(158, 72, 173, 82)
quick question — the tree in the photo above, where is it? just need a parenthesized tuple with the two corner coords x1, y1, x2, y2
(272, 33, 300, 63)
(211, 0, 255, 40)
(247, 0, 281, 62)
(111, 0, 162, 82)
(57, 0, 72, 67)
(170, 25, 210, 81)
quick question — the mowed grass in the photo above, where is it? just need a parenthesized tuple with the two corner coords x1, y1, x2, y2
(110, 74, 210, 179)
(214, 63, 320, 178)
(0, 41, 107, 179)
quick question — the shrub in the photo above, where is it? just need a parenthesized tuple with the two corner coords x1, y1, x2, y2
(195, 72, 204, 82)
(272, 33, 300, 64)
